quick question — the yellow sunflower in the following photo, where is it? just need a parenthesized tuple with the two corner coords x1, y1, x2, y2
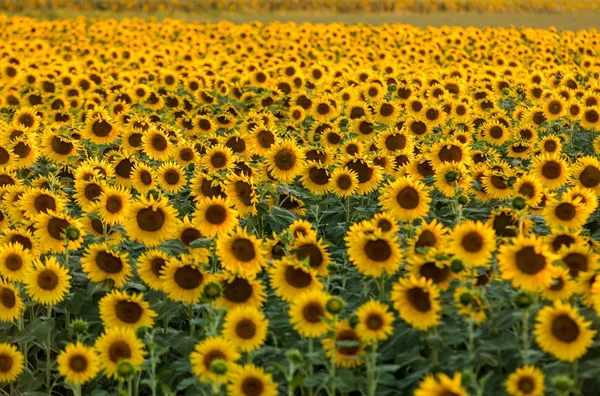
(227, 364, 278, 396)
(95, 327, 145, 379)
(414, 372, 467, 396)
(505, 365, 545, 396)
(322, 320, 365, 368)
(447, 220, 496, 268)
(193, 196, 238, 237)
(355, 300, 395, 343)
(136, 249, 170, 291)
(215, 273, 266, 310)
(269, 258, 322, 302)
(190, 336, 240, 382)
(572, 156, 600, 193)
(542, 267, 574, 302)
(346, 228, 402, 278)
(33, 210, 83, 253)
(534, 301, 596, 362)
(264, 140, 305, 183)
(289, 289, 331, 338)
(454, 286, 487, 324)
(391, 276, 441, 331)
(531, 153, 571, 191)
(81, 242, 132, 287)
(123, 195, 178, 246)
(217, 227, 265, 277)
(99, 290, 157, 330)
(498, 235, 556, 292)
(57, 342, 100, 385)
(24, 256, 71, 306)
(329, 167, 359, 198)
(222, 306, 268, 353)
(543, 195, 588, 230)
(0, 280, 23, 323)
(160, 254, 210, 304)
(224, 174, 258, 216)
(94, 186, 131, 225)
(378, 176, 431, 222)
(18, 188, 66, 219)
(290, 234, 331, 277)
(0, 242, 33, 282)
(0, 343, 23, 383)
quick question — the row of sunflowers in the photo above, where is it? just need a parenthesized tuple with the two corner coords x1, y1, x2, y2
(1, 15, 600, 396)
(1, 0, 600, 13)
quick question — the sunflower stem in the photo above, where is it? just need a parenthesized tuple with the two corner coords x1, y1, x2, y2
(72, 383, 82, 396)
(345, 197, 350, 224)
(148, 331, 158, 396)
(307, 337, 314, 396)
(189, 303, 195, 336)
(571, 361, 581, 396)
(378, 273, 385, 300)
(45, 310, 52, 394)
(329, 320, 337, 396)
(367, 342, 379, 396)
(521, 308, 530, 365)
(128, 377, 133, 396)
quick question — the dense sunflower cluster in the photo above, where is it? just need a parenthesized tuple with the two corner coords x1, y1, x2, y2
(1, 0, 600, 13)
(1, 15, 600, 396)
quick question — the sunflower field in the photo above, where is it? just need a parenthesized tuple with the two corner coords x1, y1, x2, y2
(1, 14, 600, 396)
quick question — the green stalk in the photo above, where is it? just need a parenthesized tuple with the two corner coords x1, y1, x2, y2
(367, 342, 379, 396)
(72, 383, 82, 396)
(521, 308, 530, 365)
(189, 303, 195, 336)
(46, 304, 53, 393)
(307, 337, 314, 396)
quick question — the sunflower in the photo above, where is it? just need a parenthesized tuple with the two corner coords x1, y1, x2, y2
(224, 174, 258, 216)
(559, 243, 598, 278)
(409, 219, 447, 254)
(572, 156, 600, 193)
(84, 114, 119, 145)
(379, 176, 431, 222)
(99, 290, 157, 330)
(543, 195, 588, 229)
(1, 226, 35, 253)
(73, 177, 105, 212)
(193, 196, 238, 237)
(534, 301, 596, 362)
(94, 186, 131, 225)
(250, 125, 278, 155)
(481, 172, 514, 200)
(289, 289, 330, 338)
(371, 212, 399, 234)
(202, 144, 235, 174)
(581, 106, 600, 131)
(414, 372, 467, 396)
(329, 167, 359, 198)
(81, 242, 132, 287)
(343, 157, 382, 195)
(323, 320, 364, 368)
(217, 227, 265, 277)
(391, 276, 441, 331)
(227, 364, 278, 396)
(447, 220, 496, 268)
(160, 254, 210, 304)
(346, 228, 402, 278)
(504, 365, 545, 396)
(24, 256, 71, 306)
(95, 327, 145, 379)
(0, 343, 23, 383)
(498, 235, 556, 292)
(433, 162, 471, 197)
(282, 224, 313, 245)
(130, 163, 156, 193)
(265, 140, 305, 183)
(300, 161, 330, 195)
(290, 234, 331, 276)
(269, 258, 322, 302)
(513, 175, 544, 207)
(123, 195, 178, 246)
(190, 336, 240, 382)
(136, 249, 169, 291)
(0, 280, 23, 323)
(0, 242, 33, 282)
(18, 188, 66, 219)
(156, 161, 187, 193)
(531, 153, 571, 190)
(408, 253, 453, 291)
(215, 273, 266, 310)
(542, 266, 574, 302)
(34, 210, 83, 254)
(142, 129, 173, 161)
(223, 306, 268, 353)
(355, 300, 395, 344)
(57, 342, 99, 385)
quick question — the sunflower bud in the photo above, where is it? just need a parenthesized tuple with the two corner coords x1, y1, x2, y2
(516, 87, 524, 95)
(202, 282, 223, 301)
(210, 359, 228, 376)
(502, 88, 510, 96)
(69, 318, 88, 335)
(444, 170, 459, 183)
(514, 291, 533, 309)
(457, 195, 468, 205)
(116, 360, 136, 381)
(64, 226, 80, 241)
(551, 375, 574, 393)
(511, 196, 527, 210)
(459, 291, 473, 306)
(450, 259, 464, 273)
(326, 296, 345, 315)
(286, 349, 303, 364)
(136, 326, 148, 339)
